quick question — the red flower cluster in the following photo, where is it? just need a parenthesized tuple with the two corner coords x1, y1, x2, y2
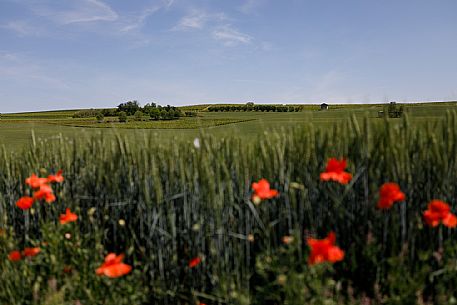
(96, 253, 132, 278)
(8, 247, 41, 262)
(11, 169, 135, 278)
(423, 200, 457, 228)
(60, 208, 78, 225)
(307, 232, 345, 265)
(16, 170, 64, 210)
(320, 158, 352, 184)
(251, 179, 279, 203)
(377, 183, 406, 209)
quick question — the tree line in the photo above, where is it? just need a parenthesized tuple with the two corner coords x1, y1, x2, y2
(207, 103, 303, 112)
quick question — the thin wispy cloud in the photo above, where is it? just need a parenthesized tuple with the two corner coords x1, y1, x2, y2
(172, 9, 227, 31)
(171, 9, 255, 47)
(33, 0, 118, 25)
(213, 25, 252, 46)
(173, 10, 207, 30)
(121, 0, 175, 32)
(8, 0, 176, 48)
(121, 7, 161, 32)
(1, 20, 42, 36)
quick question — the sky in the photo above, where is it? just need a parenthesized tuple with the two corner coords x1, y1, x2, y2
(1, 0, 457, 112)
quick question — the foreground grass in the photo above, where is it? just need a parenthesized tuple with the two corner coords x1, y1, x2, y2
(2, 113, 457, 304)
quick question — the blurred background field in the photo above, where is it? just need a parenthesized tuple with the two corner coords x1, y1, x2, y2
(0, 101, 456, 151)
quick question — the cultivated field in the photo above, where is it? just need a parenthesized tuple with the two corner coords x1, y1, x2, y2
(1, 102, 456, 150)
(1, 102, 457, 304)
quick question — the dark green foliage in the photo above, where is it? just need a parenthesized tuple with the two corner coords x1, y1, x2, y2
(134, 110, 144, 121)
(118, 111, 127, 123)
(143, 104, 182, 120)
(117, 101, 141, 116)
(95, 112, 104, 123)
(101, 108, 118, 117)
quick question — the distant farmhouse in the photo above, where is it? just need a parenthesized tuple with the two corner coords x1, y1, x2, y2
(320, 103, 329, 110)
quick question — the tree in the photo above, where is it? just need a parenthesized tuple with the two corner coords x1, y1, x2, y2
(118, 111, 127, 123)
(143, 103, 157, 115)
(95, 112, 104, 123)
(117, 101, 140, 115)
(134, 110, 144, 121)
(149, 108, 160, 120)
(101, 109, 117, 117)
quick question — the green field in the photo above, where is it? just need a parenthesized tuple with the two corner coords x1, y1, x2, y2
(3, 108, 457, 304)
(1, 102, 456, 151)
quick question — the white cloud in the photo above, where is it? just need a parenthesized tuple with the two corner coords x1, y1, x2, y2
(213, 25, 252, 46)
(33, 0, 118, 24)
(174, 11, 207, 30)
(121, 7, 161, 32)
(1, 20, 42, 36)
(120, 0, 175, 32)
(172, 10, 227, 31)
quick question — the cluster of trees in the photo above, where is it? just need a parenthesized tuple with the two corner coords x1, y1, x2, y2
(141, 102, 183, 120)
(73, 101, 193, 123)
(207, 103, 303, 112)
(116, 101, 183, 121)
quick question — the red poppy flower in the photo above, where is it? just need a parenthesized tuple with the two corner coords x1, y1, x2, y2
(188, 256, 202, 268)
(307, 232, 345, 265)
(16, 196, 35, 210)
(48, 170, 64, 184)
(60, 208, 78, 225)
(423, 200, 457, 228)
(96, 253, 132, 278)
(377, 183, 406, 209)
(8, 250, 21, 262)
(320, 158, 352, 184)
(33, 184, 56, 203)
(25, 174, 48, 189)
(251, 179, 279, 202)
(23, 247, 41, 257)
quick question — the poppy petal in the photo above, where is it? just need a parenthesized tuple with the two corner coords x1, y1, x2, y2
(103, 263, 132, 278)
(443, 213, 457, 228)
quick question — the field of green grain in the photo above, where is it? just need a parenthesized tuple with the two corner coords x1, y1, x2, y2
(3, 109, 457, 304)
(0, 102, 456, 303)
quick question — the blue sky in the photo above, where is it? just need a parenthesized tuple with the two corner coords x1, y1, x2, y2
(1, 0, 457, 112)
